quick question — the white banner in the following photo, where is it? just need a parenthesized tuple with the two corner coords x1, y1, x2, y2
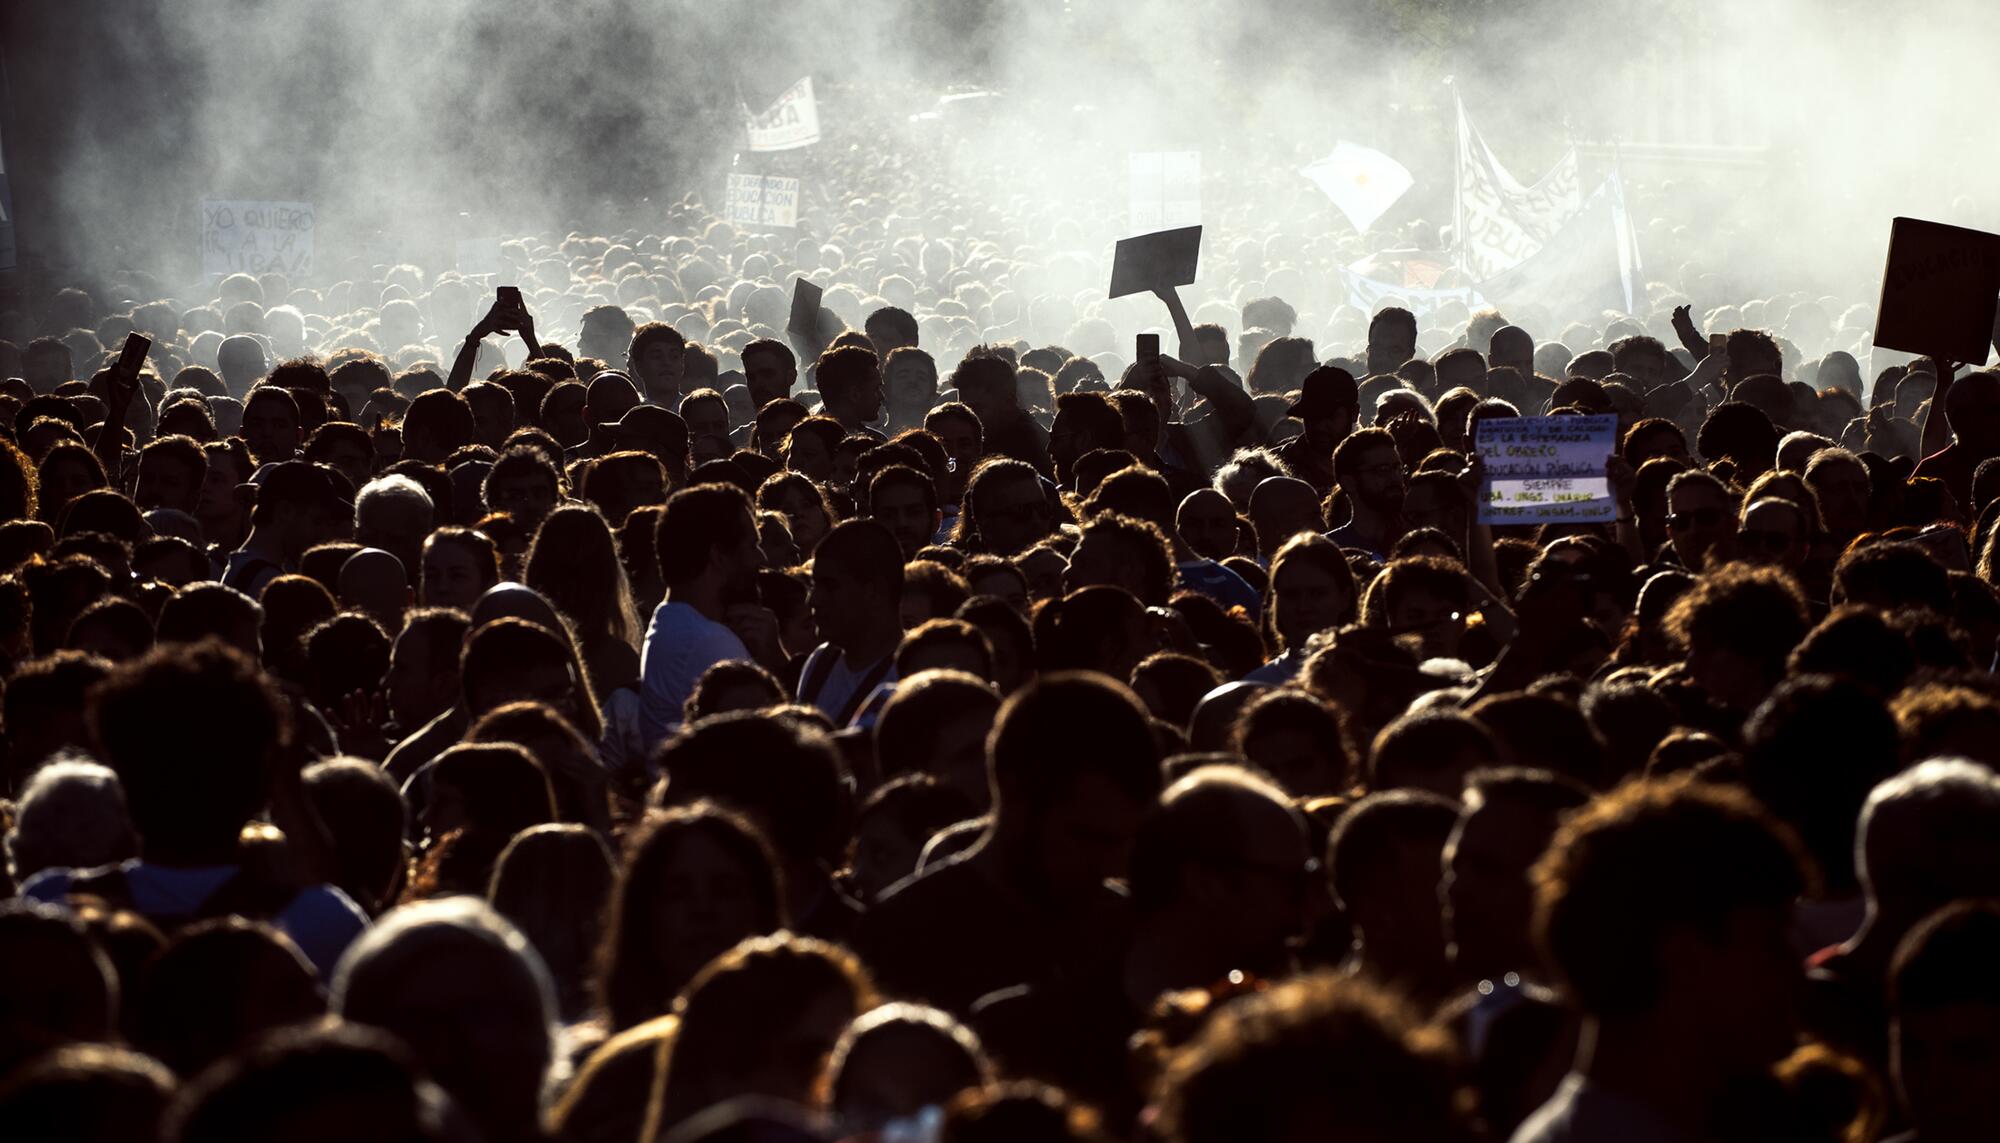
(746, 77, 821, 152)
(725, 174, 802, 229)
(1453, 95, 1582, 280)
(1129, 151, 1201, 234)
(200, 198, 315, 278)
(1301, 142, 1413, 233)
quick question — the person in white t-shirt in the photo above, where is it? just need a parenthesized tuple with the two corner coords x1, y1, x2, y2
(637, 484, 777, 750)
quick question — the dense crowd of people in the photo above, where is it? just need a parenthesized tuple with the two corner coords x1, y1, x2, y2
(2, 93, 2000, 1142)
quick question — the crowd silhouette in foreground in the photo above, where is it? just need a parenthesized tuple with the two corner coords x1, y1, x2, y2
(3, 165, 2000, 1143)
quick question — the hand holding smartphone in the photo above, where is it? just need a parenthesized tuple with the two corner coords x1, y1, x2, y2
(107, 333, 150, 407)
(116, 332, 151, 377)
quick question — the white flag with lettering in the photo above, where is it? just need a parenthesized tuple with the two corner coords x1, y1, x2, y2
(1453, 94, 1583, 279)
(1300, 142, 1413, 233)
(746, 77, 821, 152)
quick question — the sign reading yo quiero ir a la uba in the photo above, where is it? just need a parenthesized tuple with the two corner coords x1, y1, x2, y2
(201, 199, 314, 278)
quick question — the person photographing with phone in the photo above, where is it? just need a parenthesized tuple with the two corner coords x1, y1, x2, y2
(89, 332, 152, 488)
(448, 286, 542, 392)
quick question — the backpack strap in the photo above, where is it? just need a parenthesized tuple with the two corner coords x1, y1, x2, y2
(831, 656, 894, 727)
(798, 645, 838, 706)
(64, 865, 136, 912)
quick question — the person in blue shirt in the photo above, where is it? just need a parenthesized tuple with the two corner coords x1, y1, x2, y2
(22, 641, 367, 977)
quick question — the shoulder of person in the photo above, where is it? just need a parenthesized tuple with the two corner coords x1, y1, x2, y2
(284, 881, 369, 923)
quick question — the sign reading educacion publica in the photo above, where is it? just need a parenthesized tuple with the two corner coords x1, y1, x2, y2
(725, 174, 802, 229)
(201, 198, 315, 278)
(1475, 414, 1619, 525)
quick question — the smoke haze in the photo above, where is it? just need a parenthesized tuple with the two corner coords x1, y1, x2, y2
(5, 0, 1998, 356)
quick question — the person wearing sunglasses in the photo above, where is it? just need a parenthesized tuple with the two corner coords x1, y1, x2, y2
(1664, 468, 1739, 572)
(1733, 496, 1810, 575)
(1125, 765, 1317, 1008)
(1364, 554, 1474, 664)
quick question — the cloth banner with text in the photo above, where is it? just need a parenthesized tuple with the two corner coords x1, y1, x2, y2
(1453, 93, 1583, 279)
(746, 77, 821, 152)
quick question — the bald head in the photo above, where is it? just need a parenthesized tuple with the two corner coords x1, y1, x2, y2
(217, 334, 268, 392)
(1177, 488, 1239, 562)
(471, 582, 564, 635)
(1249, 476, 1323, 559)
(1489, 326, 1533, 375)
(585, 371, 641, 427)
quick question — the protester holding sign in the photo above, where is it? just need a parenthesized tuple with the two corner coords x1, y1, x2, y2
(7, 60, 2000, 1143)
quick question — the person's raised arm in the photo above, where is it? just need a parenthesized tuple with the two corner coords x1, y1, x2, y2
(1920, 356, 1957, 459)
(1166, 356, 1255, 442)
(447, 294, 539, 391)
(1153, 286, 1198, 362)
(1683, 339, 1729, 405)
(93, 366, 138, 488)
(1670, 303, 1709, 361)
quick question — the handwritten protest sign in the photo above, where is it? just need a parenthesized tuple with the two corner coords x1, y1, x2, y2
(746, 77, 820, 152)
(1475, 414, 1618, 525)
(758, 176, 800, 227)
(1109, 225, 1201, 300)
(201, 199, 315, 278)
(1873, 217, 2000, 365)
(726, 174, 802, 229)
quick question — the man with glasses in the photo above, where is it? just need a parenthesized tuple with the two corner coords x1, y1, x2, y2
(1371, 554, 1474, 663)
(1664, 469, 1738, 571)
(1734, 496, 1810, 574)
(964, 458, 1055, 556)
(1124, 765, 1318, 1007)
(1328, 427, 1406, 562)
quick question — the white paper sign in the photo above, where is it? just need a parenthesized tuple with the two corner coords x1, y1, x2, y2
(746, 77, 821, 152)
(200, 198, 315, 278)
(1476, 414, 1619, 525)
(1129, 151, 1201, 234)
(726, 174, 802, 229)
